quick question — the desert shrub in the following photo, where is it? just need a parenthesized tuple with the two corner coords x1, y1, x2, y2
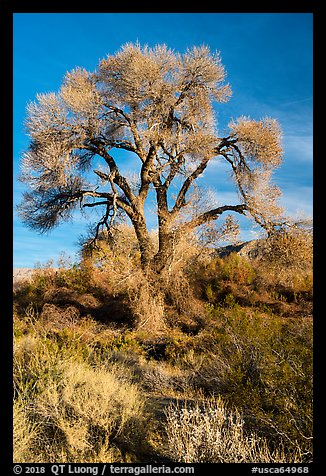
(13, 263, 94, 315)
(13, 311, 94, 401)
(14, 306, 148, 386)
(200, 252, 255, 285)
(14, 330, 66, 402)
(14, 335, 147, 463)
(139, 360, 192, 396)
(253, 224, 313, 296)
(163, 397, 295, 463)
(191, 307, 313, 461)
(262, 225, 312, 269)
(13, 400, 39, 462)
(189, 252, 257, 306)
(217, 253, 256, 285)
(188, 222, 313, 308)
(51, 264, 93, 294)
(13, 271, 52, 312)
(81, 226, 145, 296)
(34, 361, 144, 445)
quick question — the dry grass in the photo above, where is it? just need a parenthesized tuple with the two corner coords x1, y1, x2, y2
(13, 320, 147, 463)
(13, 400, 40, 463)
(163, 397, 299, 463)
(32, 360, 144, 459)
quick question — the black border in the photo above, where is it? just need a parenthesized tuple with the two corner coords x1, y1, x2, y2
(1, 0, 320, 13)
(3, 1, 321, 474)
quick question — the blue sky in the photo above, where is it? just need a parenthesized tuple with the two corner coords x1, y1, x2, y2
(13, 13, 313, 268)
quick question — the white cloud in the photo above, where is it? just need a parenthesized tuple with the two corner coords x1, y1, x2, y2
(207, 157, 230, 170)
(280, 186, 313, 218)
(208, 189, 241, 205)
(283, 135, 313, 163)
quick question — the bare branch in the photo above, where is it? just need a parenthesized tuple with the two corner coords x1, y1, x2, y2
(172, 156, 212, 214)
(82, 200, 110, 208)
(91, 142, 138, 208)
(103, 104, 146, 159)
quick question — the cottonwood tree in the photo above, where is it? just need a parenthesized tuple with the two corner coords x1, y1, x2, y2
(19, 43, 285, 274)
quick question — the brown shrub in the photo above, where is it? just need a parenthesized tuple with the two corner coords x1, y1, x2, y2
(253, 225, 313, 296)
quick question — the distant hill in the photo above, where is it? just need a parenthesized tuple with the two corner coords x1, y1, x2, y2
(13, 267, 58, 289)
(215, 239, 265, 259)
(13, 268, 37, 284)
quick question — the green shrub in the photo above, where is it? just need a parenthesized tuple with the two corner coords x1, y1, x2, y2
(192, 253, 257, 305)
(191, 306, 313, 461)
(217, 253, 256, 285)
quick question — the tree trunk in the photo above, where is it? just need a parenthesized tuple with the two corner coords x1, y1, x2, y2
(152, 228, 176, 275)
(132, 217, 155, 270)
(133, 216, 175, 275)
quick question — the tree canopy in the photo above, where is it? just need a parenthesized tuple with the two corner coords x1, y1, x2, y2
(18, 43, 285, 272)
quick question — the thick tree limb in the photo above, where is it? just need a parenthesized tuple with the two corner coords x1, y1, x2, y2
(82, 200, 110, 208)
(181, 204, 247, 231)
(153, 177, 169, 226)
(105, 140, 137, 153)
(108, 170, 118, 227)
(139, 144, 158, 201)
